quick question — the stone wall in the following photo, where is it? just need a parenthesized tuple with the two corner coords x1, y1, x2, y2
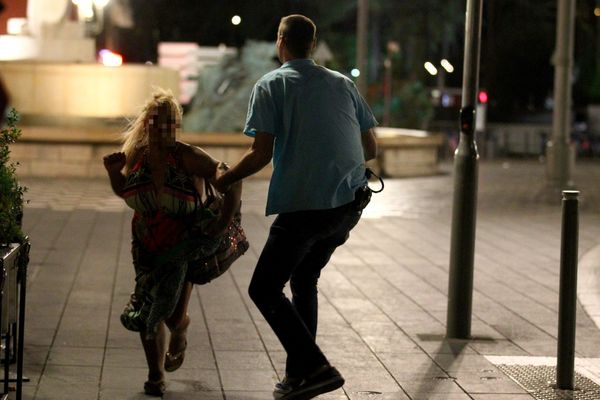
(11, 127, 444, 179)
(11, 127, 273, 179)
(373, 127, 445, 177)
(0, 62, 179, 118)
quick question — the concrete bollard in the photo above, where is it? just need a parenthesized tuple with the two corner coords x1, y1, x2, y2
(556, 190, 579, 390)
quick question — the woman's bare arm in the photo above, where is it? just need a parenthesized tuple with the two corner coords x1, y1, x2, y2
(103, 152, 127, 198)
(181, 143, 243, 236)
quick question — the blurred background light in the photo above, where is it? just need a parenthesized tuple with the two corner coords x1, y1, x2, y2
(478, 90, 489, 104)
(7, 18, 27, 35)
(0, 35, 38, 61)
(351, 68, 360, 77)
(441, 93, 451, 108)
(231, 15, 241, 26)
(441, 59, 454, 73)
(424, 61, 438, 76)
(99, 48, 123, 66)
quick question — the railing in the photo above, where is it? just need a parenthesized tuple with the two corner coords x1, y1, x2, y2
(0, 240, 29, 400)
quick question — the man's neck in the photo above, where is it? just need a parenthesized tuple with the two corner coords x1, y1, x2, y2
(282, 56, 310, 64)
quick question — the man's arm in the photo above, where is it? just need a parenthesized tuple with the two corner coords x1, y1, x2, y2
(215, 132, 274, 191)
(361, 128, 378, 161)
(180, 143, 243, 236)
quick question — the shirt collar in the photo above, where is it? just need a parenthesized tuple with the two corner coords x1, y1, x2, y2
(281, 59, 316, 68)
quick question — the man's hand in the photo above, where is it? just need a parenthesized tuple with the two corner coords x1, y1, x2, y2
(213, 161, 231, 193)
(103, 152, 126, 174)
(203, 214, 231, 237)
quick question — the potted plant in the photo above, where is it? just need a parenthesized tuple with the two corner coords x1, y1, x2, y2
(0, 108, 26, 247)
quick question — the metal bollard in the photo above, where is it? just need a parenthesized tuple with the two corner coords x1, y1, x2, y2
(556, 190, 579, 390)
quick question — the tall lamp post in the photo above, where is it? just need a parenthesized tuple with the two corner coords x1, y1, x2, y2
(545, 0, 576, 192)
(356, 0, 368, 95)
(446, 0, 484, 339)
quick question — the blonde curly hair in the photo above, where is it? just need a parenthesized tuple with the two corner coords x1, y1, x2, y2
(121, 88, 183, 172)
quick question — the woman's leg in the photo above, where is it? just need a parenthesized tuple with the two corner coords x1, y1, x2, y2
(163, 281, 192, 373)
(165, 281, 193, 331)
(140, 322, 167, 382)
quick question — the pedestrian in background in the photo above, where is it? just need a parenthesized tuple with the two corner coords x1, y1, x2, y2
(215, 14, 377, 400)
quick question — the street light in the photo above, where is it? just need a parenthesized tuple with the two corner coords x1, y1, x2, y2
(441, 59, 455, 73)
(230, 15, 242, 48)
(424, 61, 438, 75)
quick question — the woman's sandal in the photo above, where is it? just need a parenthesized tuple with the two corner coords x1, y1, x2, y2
(164, 338, 187, 372)
(165, 317, 189, 372)
(144, 380, 166, 397)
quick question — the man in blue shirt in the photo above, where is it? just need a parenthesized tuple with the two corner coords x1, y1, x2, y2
(216, 14, 377, 400)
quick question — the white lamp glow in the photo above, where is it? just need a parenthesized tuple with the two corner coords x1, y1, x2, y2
(93, 0, 110, 7)
(7, 18, 27, 35)
(441, 59, 454, 73)
(424, 61, 438, 76)
(99, 49, 123, 67)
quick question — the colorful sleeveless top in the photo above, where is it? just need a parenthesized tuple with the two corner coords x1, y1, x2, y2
(122, 143, 200, 253)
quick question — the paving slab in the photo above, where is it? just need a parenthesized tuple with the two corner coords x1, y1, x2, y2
(10, 159, 600, 399)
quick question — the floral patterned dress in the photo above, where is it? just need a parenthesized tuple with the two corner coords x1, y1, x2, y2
(120, 143, 218, 335)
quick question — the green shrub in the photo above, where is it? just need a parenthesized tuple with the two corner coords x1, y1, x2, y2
(0, 109, 26, 245)
(371, 80, 434, 129)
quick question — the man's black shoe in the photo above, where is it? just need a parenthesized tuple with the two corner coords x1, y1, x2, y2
(274, 375, 302, 394)
(273, 365, 344, 400)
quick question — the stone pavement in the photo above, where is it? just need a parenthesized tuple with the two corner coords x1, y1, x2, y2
(12, 159, 600, 399)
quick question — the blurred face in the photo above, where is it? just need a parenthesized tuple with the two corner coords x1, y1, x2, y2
(147, 105, 179, 148)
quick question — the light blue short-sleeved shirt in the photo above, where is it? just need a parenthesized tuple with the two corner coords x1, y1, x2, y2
(244, 59, 378, 216)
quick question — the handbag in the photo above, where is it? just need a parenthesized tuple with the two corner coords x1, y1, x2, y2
(186, 179, 249, 285)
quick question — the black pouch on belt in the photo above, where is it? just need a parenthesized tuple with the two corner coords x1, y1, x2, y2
(354, 186, 372, 211)
(353, 167, 384, 211)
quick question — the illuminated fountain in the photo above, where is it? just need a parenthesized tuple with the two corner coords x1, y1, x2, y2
(0, 0, 178, 123)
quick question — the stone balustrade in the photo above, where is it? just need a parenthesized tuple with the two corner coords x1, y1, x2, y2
(11, 126, 445, 179)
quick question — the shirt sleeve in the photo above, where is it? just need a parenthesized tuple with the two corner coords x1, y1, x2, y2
(244, 83, 278, 138)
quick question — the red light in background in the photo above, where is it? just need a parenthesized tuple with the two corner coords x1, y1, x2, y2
(478, 90, 488, 104)
(99, 49, 123, 67)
